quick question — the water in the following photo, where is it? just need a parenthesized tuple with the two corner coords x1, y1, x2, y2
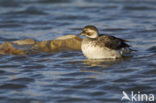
(0, 0, 156, 103)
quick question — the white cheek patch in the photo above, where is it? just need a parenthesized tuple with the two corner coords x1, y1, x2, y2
(86, 29, 98, 38)
(87, 29, 96, 34)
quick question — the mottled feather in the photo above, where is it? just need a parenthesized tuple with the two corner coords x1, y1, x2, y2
(95, 34, 130, 50)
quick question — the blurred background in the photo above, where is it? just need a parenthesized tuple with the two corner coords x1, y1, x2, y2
(0, 0, 156, 103)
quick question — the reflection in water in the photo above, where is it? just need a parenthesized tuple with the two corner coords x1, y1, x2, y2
(80, 56, 132, 79)
(82, 56, 132, 67)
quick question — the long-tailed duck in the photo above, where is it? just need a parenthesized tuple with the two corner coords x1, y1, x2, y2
(78, 25, 132, 59)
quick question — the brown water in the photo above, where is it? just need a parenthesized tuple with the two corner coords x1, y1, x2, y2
(0, 0, 156, 103)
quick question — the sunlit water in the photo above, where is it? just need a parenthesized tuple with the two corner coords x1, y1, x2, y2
(0, 0, 156, 103)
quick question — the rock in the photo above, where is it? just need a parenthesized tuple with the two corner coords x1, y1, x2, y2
(56, 35, 79, 40)
(0, 35, 82, 55)
(12, 39, 36, 45)
(0, 42, 27, 55)
(33, 35, 82, 52)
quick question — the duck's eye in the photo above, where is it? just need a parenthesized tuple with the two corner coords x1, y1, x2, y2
(86, 33, 92, 36)
(82, 31, 87, 34)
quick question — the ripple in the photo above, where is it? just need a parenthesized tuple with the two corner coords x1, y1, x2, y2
(38, 0, 71, 4)
(4, 7, 48, 15)
(0, 23, 22, 28)
(69, 27, 82, 31)
(113, 78, 135, 82)
(138, 29, 156, 33)
(61, 71, 89, 78)
(10, 77, 35, 83)
(0, 65, 19, 68)
(23, 65, 46, 69)
(58, 97, 89, 103)
(8, 55, 28, 61)
(0, 70, 5, 74)
(147, 46, 156, 53)
(123, 5, 155, 10)
(125, 85, 152, 92)
(55, 15, 90, 20)
(21, 7, 48, 15)
(0, 0, 20, 7)
(143, 69, 156, 75)
(103, 28, 128, 31)
(0, 83, 26, 89)
(6, 98, 39, 103)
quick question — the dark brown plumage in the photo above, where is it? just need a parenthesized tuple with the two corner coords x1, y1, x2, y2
(97, 35, 130, 50)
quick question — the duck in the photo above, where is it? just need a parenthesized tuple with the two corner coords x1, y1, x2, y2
(78, 25, 132, 59)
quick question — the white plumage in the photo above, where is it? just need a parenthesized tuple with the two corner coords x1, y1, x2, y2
(81, 39, 130, 59)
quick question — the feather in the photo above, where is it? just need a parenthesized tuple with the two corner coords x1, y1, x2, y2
(96, 34, 130, 50)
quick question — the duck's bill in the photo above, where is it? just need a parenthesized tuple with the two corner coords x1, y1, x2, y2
(78, 33, 85, 36)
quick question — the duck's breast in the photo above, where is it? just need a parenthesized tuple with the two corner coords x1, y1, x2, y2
(81, 41, 122, 59)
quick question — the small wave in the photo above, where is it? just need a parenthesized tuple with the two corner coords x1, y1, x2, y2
(0, 83, 26, 89)
(147, 46, 156, 53)
(103, 28, 127, 31)
(4, 6, 48, 15)
(137, 29, 156, 33)
(55, 15, 90, 20)
(0, 24, 22, 28)
(123, 5, 155, 10)
(0, 70, 5, 74)
(0, 1, 20, 7)
(38, 0, 71, 4)
(23, 65, 46, 69)
(11, 77, 35, 83)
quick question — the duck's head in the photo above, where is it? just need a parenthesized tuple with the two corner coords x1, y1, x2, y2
(78, 25, 99, 38)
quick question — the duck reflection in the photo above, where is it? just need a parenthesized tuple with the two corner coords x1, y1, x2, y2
(82, 56, 132, 67)
(80, 56, 132, 78)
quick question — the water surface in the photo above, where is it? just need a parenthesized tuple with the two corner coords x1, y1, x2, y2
(0, 0, 156, 103)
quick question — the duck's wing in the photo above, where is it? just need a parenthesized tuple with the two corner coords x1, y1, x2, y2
(97, 35, 130, 50)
